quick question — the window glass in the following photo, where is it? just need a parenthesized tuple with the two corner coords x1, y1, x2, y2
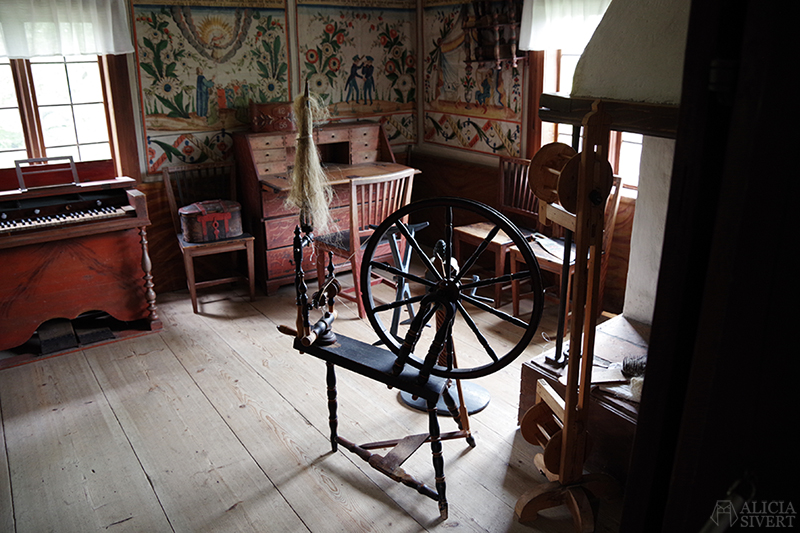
(43, 145, 81, 160)
(67, 62, 105, 104)
(31, 63, 71, 106)
(30, 55, 110, 163)
(40, 105, 78, 147)
(0, 59, 27, 163)
(619, 132, 643, 187)
(74, 103, 108, 144)
(77, 142, 112, 161)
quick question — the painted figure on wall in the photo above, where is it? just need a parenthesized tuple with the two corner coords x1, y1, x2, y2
(362, 56, 374, 105)
(345, 55, 362, 103)
(297, 7, 415, 123)
(475, 72, 491, 107)
(196, 67, 215, 118)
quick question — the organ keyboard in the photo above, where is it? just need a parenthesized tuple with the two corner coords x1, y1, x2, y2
(0, 158, 161, 354)
(0, 189, 137, 235)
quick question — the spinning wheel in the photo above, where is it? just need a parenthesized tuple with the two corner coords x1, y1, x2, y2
(360, 197, 546, 380)
(281, 87, 550, 521)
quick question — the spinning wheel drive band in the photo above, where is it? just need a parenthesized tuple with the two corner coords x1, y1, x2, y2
(360, 197, 545, 380)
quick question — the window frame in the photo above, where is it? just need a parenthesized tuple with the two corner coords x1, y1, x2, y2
(4, 54, 140, 182)
(527, 49, 640, 191)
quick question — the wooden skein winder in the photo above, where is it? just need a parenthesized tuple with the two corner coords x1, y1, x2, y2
(515, 102, 620, 532)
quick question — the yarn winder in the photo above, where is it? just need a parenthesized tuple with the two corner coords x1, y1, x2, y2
(515, 100, 620, 532)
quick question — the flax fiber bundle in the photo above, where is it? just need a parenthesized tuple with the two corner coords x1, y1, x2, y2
(287, 85, 332, 234)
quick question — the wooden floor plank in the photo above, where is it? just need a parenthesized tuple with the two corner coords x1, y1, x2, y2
(162, 292, 491, 531)
(1, 285, 622, 533)
(156, 296, 428, 533)
(180, 288, 576, 532)
(83, 334, 307, 533)
(0, 353, 171, 532)
(0, 383, 15, 533)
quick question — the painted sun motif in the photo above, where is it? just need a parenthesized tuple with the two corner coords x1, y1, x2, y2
(197, 17, 233, 49)
(171, 7, 253, 64)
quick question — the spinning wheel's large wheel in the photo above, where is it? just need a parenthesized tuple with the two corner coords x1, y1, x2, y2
(361, 197, 545, 380)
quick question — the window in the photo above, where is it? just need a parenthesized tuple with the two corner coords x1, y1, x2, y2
(0, 55, 111, 169)
(537, 50, 642, 190)
(0, 58, 26, 168)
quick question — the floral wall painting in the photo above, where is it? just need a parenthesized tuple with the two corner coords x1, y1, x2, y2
(297, 2, 417, 145)
(145, 131, 235, 174)
(422, 0, 524, 157)
(133, 3, 288, 172)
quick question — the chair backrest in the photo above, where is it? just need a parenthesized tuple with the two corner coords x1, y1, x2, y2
(349, 169, 415, 253)
(162, 161, 237, 235)
(498, 155, 544, 232)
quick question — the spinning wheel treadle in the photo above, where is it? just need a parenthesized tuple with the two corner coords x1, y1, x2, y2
(361, 197, 545, 380)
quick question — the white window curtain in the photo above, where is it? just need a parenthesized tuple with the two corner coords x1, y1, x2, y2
(0, 0, 134, 58)
(519, 0, 612, 53)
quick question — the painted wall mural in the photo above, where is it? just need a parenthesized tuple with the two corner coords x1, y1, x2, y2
(133, 2, 288, 173)
(423, 0, 524, 157)
(132, 0, 523, 173)
(296, 0, 416, 145)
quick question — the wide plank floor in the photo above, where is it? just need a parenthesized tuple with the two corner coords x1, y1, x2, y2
(0, 281, 623, 532)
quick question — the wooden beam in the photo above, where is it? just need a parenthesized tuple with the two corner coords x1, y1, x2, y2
(539, 93, 679, 138)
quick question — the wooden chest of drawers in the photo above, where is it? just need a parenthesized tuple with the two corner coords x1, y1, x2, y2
(234, 121, 413, 294)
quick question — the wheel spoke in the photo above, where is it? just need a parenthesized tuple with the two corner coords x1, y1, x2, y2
(460, 269, 531, 294)
(370, 260, 433, 288)
(460, 292, 530, 329)
(455, 301, 498, 362)
(445, 206, 454, 279)
(373, 293, 427, 313)
(454, 224, 502, 284)
(393, 220, 441, 282)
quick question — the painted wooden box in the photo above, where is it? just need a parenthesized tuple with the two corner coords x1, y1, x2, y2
(179, 200, 243, 243)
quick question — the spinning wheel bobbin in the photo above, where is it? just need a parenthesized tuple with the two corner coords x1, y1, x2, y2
(530, 142, 614, 215)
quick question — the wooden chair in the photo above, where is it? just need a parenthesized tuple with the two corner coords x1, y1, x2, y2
(510, 176, 622, 329)
(452, 156, 540, 308)
(314, 169, 415, 318)
(162, 161, 255, 314)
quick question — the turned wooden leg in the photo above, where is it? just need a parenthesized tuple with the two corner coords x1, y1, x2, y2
(139, 227, 161, 327)
(441, 384, 462, 429)
(428, 399, 447, 520)
(326, 362, 338, 452)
